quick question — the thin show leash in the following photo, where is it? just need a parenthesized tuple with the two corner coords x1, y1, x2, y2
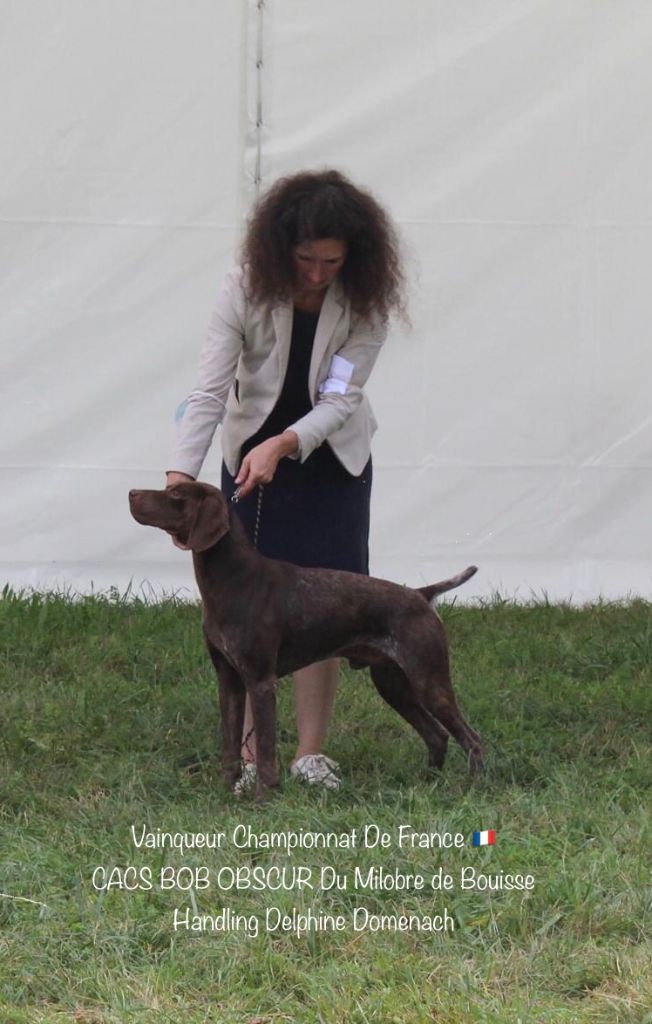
(230, 483, 264, 550)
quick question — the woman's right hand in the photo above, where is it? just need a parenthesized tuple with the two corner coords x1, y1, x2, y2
(166, 471, 195, 488)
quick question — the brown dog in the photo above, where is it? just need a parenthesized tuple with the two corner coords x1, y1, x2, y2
(129, 481, 483, 798)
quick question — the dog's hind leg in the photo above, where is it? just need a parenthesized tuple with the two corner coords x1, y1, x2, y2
(204, 636, 246, 789)
(413, 670, 484, 776)
(370, 663, 450, 770)
(392, 619, 484, 776)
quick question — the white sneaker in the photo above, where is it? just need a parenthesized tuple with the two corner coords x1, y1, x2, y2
(232, 762, 257, 796)
(290, 754, 341, 790)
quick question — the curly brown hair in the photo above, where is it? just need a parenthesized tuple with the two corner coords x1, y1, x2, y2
(240, 169, 406, 322)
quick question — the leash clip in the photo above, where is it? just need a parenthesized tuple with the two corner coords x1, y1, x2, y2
(231, 486, 242, 504)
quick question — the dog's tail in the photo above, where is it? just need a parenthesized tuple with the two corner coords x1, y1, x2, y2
(417, 565, 478, 604)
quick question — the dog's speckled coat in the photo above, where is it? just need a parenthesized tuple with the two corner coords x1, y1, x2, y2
(129, 481, 483, 799)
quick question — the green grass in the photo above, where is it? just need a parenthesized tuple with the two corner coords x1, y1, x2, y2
(1, 588, 651, 1023)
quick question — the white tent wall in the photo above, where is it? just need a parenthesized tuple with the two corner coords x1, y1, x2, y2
(2, 1, 651, 602)
(1, 0, 247, 596)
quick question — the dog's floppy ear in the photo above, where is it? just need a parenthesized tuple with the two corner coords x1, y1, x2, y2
(186, 490, 230, 552)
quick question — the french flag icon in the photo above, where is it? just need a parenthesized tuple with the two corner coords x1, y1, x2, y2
(472, 829, 496, 847)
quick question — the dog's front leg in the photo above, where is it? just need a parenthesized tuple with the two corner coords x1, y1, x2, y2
(204, 635, 246, 789)
(217, 670, 247, 789)
(246, 677, 280, 800)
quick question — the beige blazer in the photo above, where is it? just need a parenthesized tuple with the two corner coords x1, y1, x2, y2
(170, 266, 387, 478)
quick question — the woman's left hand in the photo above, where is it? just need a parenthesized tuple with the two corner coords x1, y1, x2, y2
(235, 431, 299, 498)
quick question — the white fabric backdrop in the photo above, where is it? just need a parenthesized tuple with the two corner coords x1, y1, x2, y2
(2, 0, 651, 602)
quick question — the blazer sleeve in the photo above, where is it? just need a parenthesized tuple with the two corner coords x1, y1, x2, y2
(287, 310, 388, 463)
(167, 268, 245, 478)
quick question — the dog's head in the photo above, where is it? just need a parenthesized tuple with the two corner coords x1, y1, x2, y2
(129, 481, 230, 552)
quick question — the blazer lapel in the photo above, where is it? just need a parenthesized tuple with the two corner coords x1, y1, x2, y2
(271, 301, 294, 385)
(309, 280, 346, 396)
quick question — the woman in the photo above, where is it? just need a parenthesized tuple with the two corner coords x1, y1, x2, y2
(167, 168, 405, 793)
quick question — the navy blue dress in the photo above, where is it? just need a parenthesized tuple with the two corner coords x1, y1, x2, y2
(221, 308, 372, 574)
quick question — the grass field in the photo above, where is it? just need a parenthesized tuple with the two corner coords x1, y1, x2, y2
(1, 588, 651, 1023)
